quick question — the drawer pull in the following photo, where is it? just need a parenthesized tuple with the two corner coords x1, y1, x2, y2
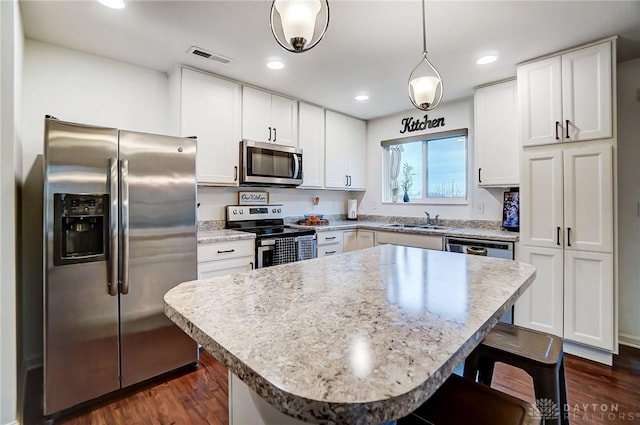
(325, 250, 336, 255)
(217, 249, 235, 254)
(325, 236, 337, 240)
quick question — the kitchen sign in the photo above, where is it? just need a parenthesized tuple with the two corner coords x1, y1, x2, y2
(399, 114, 446, 134)
(238, 191, 269, 205)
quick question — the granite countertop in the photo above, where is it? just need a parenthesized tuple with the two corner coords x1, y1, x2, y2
(289, 220, 519, 242)
(165, 246, 536, 424)
(197, 229, 255, 244)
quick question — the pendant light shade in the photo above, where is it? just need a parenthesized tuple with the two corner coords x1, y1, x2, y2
(270, 0, 329, 53)
(408, 0, 443, 111)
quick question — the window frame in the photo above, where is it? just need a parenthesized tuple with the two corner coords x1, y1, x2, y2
(381, 128, 469, 205)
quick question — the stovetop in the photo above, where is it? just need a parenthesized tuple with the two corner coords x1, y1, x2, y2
(225, 204, 315, 239)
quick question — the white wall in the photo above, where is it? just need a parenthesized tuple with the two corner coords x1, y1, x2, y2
(1, 0, 20, 423)
(617, 58, 640, 348)
(360, 97, 506, 221)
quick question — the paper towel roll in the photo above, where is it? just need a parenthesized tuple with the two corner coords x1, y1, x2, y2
(347, 199, 358, 219)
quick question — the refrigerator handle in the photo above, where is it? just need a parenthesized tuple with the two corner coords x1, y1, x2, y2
(108, 158, 119, 296)
(120, 159, 130, 295)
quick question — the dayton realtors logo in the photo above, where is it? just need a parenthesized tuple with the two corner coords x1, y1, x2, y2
(399, 114, 445, 134)
(529, 398, 639, 423)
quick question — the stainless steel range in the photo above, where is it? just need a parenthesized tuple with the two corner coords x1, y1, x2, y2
(225, 205, 316, 268)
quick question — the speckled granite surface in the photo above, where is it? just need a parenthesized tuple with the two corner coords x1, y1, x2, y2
(165, 246, 536, 424)
(197, 229, 255, 244)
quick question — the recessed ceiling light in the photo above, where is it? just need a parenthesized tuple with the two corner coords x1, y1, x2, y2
(355, 94, 369, 101)
(97, 0, 125, 9)
(476, 55, 497, 65)
(267, 61, 284, 70)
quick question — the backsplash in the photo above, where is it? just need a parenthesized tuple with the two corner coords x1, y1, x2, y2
(198, 214, 502, 231)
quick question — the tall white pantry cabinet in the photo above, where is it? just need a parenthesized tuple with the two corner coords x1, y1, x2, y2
(514, 39, 616, 363)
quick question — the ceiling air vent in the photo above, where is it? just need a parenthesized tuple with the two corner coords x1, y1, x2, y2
(187, 46, 232, 65)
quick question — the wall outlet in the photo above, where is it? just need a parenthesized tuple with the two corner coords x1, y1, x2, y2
(475, 202, 485, 214)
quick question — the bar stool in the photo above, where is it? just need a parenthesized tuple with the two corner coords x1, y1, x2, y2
(463, 322, 569, 425)
(398, 374, 540, 425)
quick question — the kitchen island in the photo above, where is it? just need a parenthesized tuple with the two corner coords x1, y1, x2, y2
(164, 245, 536, 425)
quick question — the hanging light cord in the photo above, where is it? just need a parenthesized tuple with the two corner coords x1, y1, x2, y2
(421, 0, 427, 55)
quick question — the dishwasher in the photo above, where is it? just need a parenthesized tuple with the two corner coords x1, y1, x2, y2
(445, 237, 515, 323)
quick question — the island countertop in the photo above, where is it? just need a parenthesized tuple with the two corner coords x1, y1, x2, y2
(164, 245, 536, 424)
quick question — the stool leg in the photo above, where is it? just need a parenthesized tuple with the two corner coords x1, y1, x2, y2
(532, 369, 562, 425)
(558, 358, 570, 425)
(477, 358, 495, 385)
(463, 350, 481, 381)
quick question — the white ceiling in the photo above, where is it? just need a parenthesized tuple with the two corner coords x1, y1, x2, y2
(19, 0, 640, 120)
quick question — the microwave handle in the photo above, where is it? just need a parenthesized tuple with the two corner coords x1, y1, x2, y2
(293, 153, 300, 179)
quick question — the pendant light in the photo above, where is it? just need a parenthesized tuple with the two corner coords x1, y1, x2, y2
(270, 0, 330, 53)
(408, 0, 443, 111)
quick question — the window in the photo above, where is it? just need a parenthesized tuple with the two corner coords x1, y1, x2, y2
(381, 128, 468, 203)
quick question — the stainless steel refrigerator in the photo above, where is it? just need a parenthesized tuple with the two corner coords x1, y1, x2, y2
(43, 116, 198, 415)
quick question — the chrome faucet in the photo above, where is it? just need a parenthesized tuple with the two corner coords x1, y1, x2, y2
(435, 214, 440, 226)
(425, 212, 431, 225)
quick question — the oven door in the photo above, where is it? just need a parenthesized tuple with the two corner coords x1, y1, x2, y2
(240, 140, 302, 186)
(256, 239, 276, 269)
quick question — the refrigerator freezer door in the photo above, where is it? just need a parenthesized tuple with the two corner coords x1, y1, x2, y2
(44, 118, 120, 414)
(117, 131, 198, 387)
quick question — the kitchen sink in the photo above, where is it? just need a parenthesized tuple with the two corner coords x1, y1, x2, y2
(385, 223, 451, 230)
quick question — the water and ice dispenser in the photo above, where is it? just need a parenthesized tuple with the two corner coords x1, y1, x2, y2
(53, 193, 109, 266)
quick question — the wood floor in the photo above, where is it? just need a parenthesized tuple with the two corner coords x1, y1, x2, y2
(25, 346, 640, 425)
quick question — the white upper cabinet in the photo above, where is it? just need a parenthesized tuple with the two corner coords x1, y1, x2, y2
(179, 68, 242, 186)
(561, 43, 613, 142)
(242, 86, 298, 146)
(325, 110, 366, 190)
(520, 144, 612, 253)
(520, 148, 564, 248)
(474, 79, 519, 187)
(297, 102, 325, 188)
(562, 144, 613, 253)
(518, 41, 613, 147)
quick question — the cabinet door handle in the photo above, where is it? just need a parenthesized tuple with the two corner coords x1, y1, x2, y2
(348, 175, 352, 186)
(567, 227, 572, 247)
(478, 168, 482, 183)
(556, 226, 561, 246)
(250, 262, 254, 270)
(555, 121, 560, 140)
(345, 175, 349, 186)
(273, 127, 277, 142)
(268, 126, 272, 141)
(234, 165, 238, 181)
(565, 120, 570, 139)
(217, 249, 235, 254)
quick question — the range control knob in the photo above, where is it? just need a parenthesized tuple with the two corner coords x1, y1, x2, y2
(239, 210, 244, 214)
(277, 208, 282, 213)
(232, 209, 237, 215)
(272, 208, 276, 213)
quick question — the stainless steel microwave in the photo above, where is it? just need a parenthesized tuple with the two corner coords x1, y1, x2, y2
(239, 140, 303, 186)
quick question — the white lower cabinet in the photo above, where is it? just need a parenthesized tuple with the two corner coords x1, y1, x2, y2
(514, 246, 564, 337)
(375, 231, 443, 251)
(316, 230, 344, 257)
(197, 240, 254, 279)
(563, 250, 614, 350)
(343, 230, 375, 252)
(515, 246, 615, 352)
